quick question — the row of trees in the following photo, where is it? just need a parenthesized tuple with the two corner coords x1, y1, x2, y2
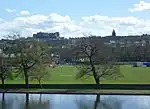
(1, 33, 149, 87)
(0, 34, 51, 88)
(51, 35, 150, 63)
(0, 34, 124, 87)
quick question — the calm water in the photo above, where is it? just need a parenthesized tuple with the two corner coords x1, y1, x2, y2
(0, 93, 150, 109)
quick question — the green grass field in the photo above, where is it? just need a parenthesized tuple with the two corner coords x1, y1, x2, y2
(3, 65, 150, 84)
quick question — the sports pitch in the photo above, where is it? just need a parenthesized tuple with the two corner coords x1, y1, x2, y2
(3, 65, 150, 84)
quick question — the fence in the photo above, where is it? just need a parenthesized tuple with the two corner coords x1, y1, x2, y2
(1, 84, 150, 90)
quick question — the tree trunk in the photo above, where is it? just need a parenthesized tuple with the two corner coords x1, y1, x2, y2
(24, 70, 29, 89)
(1, 78, 5, 89)
(38, 80, 43, 89)
(95, 77, 100, 85)
(89, 57, 100, 84)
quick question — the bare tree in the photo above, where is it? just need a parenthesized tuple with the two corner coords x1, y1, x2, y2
(75, 38, 122, 84)
(10, 34, 48, 88)
(0, 43, 12, 89)
(29, 61, 50, 89)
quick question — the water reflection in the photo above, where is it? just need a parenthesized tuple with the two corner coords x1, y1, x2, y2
(75, 94, 122, 109)
(20, 93, 51, 109)
(0, 93, 150, 109)
(0, 93, 51, 109)
(0, 93, 14, 109)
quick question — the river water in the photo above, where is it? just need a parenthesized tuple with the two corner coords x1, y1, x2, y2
(0, 93, 149, 109)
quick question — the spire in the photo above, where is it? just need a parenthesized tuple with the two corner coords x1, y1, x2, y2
(112, 29, 116, 36)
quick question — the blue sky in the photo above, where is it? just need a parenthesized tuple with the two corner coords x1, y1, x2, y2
(0, 0, 147, 19)
(0, 0, 150, 38)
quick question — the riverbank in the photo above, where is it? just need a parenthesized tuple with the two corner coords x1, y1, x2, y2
(1, 89, 150, 95)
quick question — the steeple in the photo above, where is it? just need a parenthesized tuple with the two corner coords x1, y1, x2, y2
(112, 29, 116, 36)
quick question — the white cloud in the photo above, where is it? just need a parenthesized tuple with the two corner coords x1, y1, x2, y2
(129, 1, 150, 12)
(20, 10, 30, 16)
(0, 13, 150, 38)
(5, 8, 16, 13)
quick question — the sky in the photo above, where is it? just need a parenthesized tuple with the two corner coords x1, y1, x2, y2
(0, 0, 150, 38)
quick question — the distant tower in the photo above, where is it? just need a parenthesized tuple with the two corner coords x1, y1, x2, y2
(112, 29, 116, 36)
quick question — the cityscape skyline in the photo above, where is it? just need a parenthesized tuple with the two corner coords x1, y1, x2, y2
(0, 0, 150, 38)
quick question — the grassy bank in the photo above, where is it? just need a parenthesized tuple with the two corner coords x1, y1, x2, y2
(2, 65, 150, 84)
